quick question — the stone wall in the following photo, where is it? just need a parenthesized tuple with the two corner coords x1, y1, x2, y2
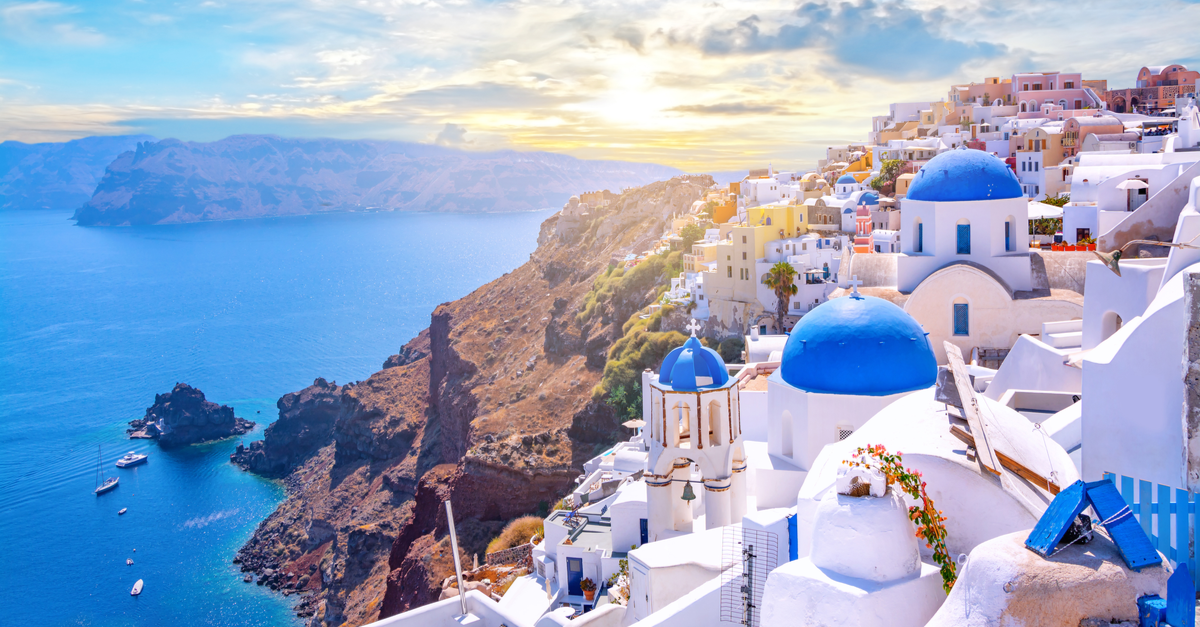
(1185, 271, 1200, 491)
(485, 542, 533, 566)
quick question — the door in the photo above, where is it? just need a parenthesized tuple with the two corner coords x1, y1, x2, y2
(956, 224, 971, 254)
(640, 519, 648, 545)
(567, 557, 583, 596)
(1004, 221, 1011, 252)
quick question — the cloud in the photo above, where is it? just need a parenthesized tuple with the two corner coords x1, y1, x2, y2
(613, 25, 645, 52)
(669, 102, 802, 115)
(696, 0, 1007, 80)
(434, 122, 470, 146)
(1, 1, 106, 45)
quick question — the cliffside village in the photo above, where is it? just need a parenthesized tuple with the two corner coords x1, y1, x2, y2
(363, 65, 1200, 626)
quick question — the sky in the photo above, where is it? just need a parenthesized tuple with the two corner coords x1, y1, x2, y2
(1, 0, 1198, 171)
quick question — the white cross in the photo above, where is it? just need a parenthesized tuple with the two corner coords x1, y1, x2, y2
(846, 275, 863, 297)
(685, 318, 703, 337)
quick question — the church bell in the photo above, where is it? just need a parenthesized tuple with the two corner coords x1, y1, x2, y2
(681, 481, 696, 502)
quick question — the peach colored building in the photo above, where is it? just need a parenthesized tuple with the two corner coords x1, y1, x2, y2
(1105, 64, 1199, 113)
(1062, 115, 1124, 158)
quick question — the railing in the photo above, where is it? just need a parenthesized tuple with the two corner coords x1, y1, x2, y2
(1102, 472, 1196, 587)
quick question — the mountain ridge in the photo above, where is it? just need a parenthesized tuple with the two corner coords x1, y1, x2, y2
(0, 134, 154, 211)
(71, 135, 682, 225)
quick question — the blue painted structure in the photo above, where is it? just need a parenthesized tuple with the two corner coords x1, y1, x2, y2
(858, 191, 880, 205)
(787, 514, 798, 561)
(1138, 595, 1167, 627)
(639, 519, 648, 546)
(1086, 479, 1163, 571)
(953, 304, 969, 336)
(956, 223, 971, 254)
(658, 336, 730, 391)
(1025, 480, 1090, 558)
(567, 557, 583, 596)
(779, 294, 937, 396)
(1103, 473, 1198, 588)
(1167, 563, 1195, 627)
(906, 148, 1023, 203)
(836, 174, 857, 185)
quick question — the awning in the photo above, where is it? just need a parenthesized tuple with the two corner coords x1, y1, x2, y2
(1027, 201, 1063, 219)
(1116, 179, 1149, 191)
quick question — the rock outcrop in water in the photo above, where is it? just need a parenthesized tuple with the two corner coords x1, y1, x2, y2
(231, 175, 712, 626)
(71, 135, 681, 226)
(231, 378, 347, 477)
(129, 383, 254, 447)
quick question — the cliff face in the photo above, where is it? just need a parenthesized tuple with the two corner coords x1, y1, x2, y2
(71, 135, 681, 226)
(231, 175, 712, 626)
(0, 135, 153, 211)
(129, 382, 254, 447)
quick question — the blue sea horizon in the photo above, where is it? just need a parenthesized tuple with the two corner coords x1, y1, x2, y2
(0, 207, 550, 626)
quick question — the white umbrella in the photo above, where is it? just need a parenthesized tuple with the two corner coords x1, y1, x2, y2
(1027, 201, 1063, 219)
(1116, 179, 1149, 190)
(622, 419, 645, 429)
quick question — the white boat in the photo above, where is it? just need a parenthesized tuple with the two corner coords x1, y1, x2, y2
(131, 579, 143, 596)
(94, 445, 119, 495)
(116, 452, 148, 468)
(126, 559, 134, 566)
(118, 508, 127, 515)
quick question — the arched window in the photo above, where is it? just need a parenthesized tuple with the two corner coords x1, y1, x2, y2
(708, 399, 724, 446)
(1059, 99, 1068, 109)
(956, 219, 971, 254)
(1020, 101, 1028, 113)
(1004, 215, 1015, 252)
(913, 217, 924, 253)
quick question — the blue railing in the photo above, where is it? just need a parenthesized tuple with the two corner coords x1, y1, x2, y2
(1102, 473, 1196, 587)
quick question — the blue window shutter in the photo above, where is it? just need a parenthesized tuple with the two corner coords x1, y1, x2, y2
(917, 223, 923, 253)
(953, 304, 969, 336)
(957, 224, 971, 254)
(1005, 221, 1011, 251)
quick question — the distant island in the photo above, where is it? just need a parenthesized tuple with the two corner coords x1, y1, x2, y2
(128, 383, 255, 447)
(71, 135, 682, 225)
(0, 134, 154, 211)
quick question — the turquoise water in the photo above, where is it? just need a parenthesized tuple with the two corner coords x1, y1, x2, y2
(0, 208, 550, 626)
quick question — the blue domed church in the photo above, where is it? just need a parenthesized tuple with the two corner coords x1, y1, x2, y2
(893, 149, 1082, 363)
(766, 288, 937, 470)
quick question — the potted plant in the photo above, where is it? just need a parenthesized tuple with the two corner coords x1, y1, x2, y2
(1078, 236, 1097, 251)
(580, 578, 597, 601)
(1065, 243, 1076, 251)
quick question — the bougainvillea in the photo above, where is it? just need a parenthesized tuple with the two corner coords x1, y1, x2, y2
(843, 444, 956, 593)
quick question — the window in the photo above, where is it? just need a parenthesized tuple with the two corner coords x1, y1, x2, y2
(1021, 162, 1026, 172)
(727, 266, 732, 278)
(837, 426, 854, 441)
(1004, 132, 1009, 140)
(953, 303, 969, 336)
(1033, 83, 1042, 91)
(1065, 81, 1074, 89)
(742, 252, 747, 260)
(1023, 83, 1029, 91)
(1035, 185, 1039, 195)
(1005, 220, 1012, 252)
(956, 223, 971, 254)
(915, 220, 924, 253)
(742, 236, 747, 244)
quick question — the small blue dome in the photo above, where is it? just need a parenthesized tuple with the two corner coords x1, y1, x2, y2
(906, 148, 1022, 202)
(779, 294, 936, 396)
(836, 174, 857, 185)
(659, 336, 730, 391)
(858, 191, 879, 205)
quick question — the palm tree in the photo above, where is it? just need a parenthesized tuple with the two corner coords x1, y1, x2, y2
(763, 261, 798, 334)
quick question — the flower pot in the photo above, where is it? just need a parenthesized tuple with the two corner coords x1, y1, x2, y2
(584, 590, 596, 601)
(1066, 245, 1076, 251)
(1087, 243, 1096, 251)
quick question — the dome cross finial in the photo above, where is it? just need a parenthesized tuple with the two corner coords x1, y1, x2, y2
(686, 318, 703, 337)
(846, 275, 863, 298)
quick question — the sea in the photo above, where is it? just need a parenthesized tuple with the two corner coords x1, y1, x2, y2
(0, 207, 552, 626)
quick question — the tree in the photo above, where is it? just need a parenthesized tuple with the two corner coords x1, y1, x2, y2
(701, 200, 718, 219)
(870, 159, 905, 194)
(763, 261, 798, 334)
(679, 223, 706, 252)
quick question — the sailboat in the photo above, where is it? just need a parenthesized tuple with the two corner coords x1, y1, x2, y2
(94, 445, 119, 495)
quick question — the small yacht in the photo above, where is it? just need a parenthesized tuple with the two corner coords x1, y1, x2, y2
(127, 559, 134, 566)
(94, 445, 119, 495)
(115, 452, 148, 468)
(118, 508, 127, 515)
(131, 579, 143, 596)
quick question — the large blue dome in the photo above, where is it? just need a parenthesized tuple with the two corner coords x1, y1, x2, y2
(906, 148, 1022, 202)
(836, 174, 858, 185)
(659, 336, 730, 391)
(779, 294, 936, 396)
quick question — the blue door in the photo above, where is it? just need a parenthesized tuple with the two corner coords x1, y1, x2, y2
(1005, 221, 1011, 251)
(640, 519, 649, 545)
(956, 224, 971, 254)
(567, 557, 583, 596)
(953, 304, 969, 336)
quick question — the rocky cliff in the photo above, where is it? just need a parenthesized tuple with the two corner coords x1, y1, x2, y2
(71, 135, 681, 225)
(230, 175, 712, 626)
(129, 383, 255, 448)
(0, 135, 153, 211)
